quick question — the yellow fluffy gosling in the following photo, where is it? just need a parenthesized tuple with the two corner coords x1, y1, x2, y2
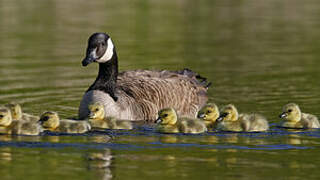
(39, 111, 91, 133)
(156, 108, 207, 134)
(0, 107, 42, 135)
(197, 103, 220, 129)
(279, 103, 320, 129)
(5, 103, 39, 122)
(88, 103, 133, 130)
(216, 104, 269, 132)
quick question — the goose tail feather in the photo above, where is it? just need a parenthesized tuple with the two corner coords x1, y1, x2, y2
(177, 68, 212, 89)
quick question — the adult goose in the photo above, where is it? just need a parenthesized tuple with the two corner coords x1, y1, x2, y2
(78, 32, 211, 121)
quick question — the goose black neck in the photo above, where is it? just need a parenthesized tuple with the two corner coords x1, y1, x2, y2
(87, 50, 118, 101)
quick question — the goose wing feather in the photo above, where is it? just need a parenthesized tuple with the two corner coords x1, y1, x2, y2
(79, 69, 209, 121)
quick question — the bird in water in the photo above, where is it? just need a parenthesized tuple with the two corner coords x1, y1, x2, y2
(279, 103, 320, 129)
(216, 104, 269, 132)
(155, 108, 207, 134)
(78, 32, 211, 121)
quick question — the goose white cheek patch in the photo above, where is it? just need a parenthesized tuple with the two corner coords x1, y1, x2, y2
(97, 38, 114, 63)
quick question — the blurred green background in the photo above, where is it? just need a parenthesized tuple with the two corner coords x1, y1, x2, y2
(1, 0, 320, 179)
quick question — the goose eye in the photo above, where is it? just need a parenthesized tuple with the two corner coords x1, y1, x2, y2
(288, 109, 292, 113)
(101, 42, 105, 46)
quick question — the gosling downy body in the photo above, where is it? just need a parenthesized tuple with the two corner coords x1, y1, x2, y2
(39, 112, 91, 133)
(216, 104, 269, 132)
(156, 108, 207, 134)
(197, 103, 220, 129)
(79, 33, 210, 121)
(88, 103, 132, 130)
(279, 103, 320, 129)
(5, 103, 39, 122)
(0, 107, 42, 135)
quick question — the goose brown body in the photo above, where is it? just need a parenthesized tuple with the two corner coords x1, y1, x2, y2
(79, 33, 210, 121)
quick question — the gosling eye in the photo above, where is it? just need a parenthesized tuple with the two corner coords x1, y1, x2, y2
(221, 112, 229, 117)
(288, 109, 292, 113)
(95, 108, 99, 111)
(163, 114, 168, 118)
(207, 110, 212, 113)
(0, 115, 3, 118)
(40, 116, 49, 122)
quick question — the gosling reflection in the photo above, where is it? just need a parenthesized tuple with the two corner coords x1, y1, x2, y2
(85, 149, 113, 180)
(159, 135, 179, 143)
(0, 147, 12, 162)
(87, 135, 112, 143)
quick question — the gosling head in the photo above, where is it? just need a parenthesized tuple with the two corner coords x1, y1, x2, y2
(5, 103, 22, 120)
(88, 103, 105, 120)
(39, 111, 60, 130)
(156, 108, 178, 125)
(0, 107, 13, 127)
(82, 33, 115, 66)
(217, 104, 239, 122)
(197, 103, 220, 123)
(279, 103, 301, 122)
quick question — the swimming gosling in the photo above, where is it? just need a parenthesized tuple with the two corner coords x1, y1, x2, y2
(88, 103, 133, 130)
(156, 108, 207, 134)
(39, 112, 91, 133)
(216, 104, 269, 132)
(0, 107, 42, 135)
(279, 103, 320, 129)
(197, 103, 220, 129)
(5, 103, 39, 122)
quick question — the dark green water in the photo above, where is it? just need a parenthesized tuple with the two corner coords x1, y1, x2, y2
(1, 0, 320, 179)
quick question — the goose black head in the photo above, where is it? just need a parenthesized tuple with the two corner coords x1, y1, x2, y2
(82, 33, 115, 66)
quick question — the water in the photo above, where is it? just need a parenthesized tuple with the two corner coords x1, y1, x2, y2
(1, 0, 320, 179)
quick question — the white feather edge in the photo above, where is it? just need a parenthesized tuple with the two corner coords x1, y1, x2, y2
(98, 38, 114, 63)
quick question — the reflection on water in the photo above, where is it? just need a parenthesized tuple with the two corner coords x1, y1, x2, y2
(1, 0, 320, 179)
(86, 149, 113, 180)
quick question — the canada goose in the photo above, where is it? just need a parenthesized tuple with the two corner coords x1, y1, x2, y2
(88, 103, 132, 130)
(5, 103, 39, 122)
(279, 103, 320, 129)
(39, 111, 91, 133)
(197, 103, 220, 129)
(79, 33, 210, 121)
(216, 104, 269, 132)
(155, 108, 207, 134)
(0, 107, 42, 135)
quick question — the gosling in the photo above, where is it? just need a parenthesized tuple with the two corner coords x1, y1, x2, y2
(279, 103, 320, 129)
(156, 108, 207, 134)
(197, 103, 220, 129)
(39, 111, 91, 133)
(5, 103, 39, 122)
(216, 104, 269, 132)
(0, 107, 42, 135)
(88, 103, 133, 130)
